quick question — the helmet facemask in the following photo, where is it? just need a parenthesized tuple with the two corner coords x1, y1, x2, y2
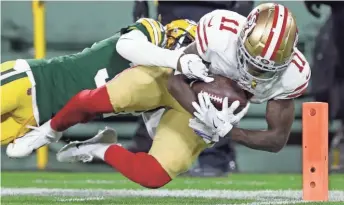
(164, 19, 197, 50)
(166, 29, 195, 50)
(237, 38, 288, 84)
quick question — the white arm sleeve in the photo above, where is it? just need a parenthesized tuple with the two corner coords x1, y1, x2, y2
(116, 30, 183, 69)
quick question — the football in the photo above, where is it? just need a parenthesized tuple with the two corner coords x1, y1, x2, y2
(191, 75, 252, 112)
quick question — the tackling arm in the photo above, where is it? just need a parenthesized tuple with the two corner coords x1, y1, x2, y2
(229, 99, 295, 152)
(175, 42, 199, 72)
(116, 30, 183, 69)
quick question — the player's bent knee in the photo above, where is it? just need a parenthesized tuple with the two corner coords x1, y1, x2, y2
(151, 152, 192, 179)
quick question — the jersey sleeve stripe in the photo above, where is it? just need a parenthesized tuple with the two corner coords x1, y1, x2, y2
(261, 4, 280, 59)
(285, 80, 308, 99)
(196, 23, 206, 54)
(146, 19, 161, 46)
(286, 86, 307, 98)
(293, 81, 308, 93)
(140, 19, 157, 45)
(152, 20, 162, 46)
(203, 23, 209, 47)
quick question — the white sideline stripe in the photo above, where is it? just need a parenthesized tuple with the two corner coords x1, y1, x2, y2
(1, 188, 344, 202)
(56, 197, 104, 202)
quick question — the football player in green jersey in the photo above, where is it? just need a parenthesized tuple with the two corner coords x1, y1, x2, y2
(1, 18, 197, 157)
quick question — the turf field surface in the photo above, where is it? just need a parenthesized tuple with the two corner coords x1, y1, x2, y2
(1, 172, 344, 205)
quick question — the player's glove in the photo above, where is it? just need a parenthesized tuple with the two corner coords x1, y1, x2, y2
(178, 54, 214, 83)
(191, 92, 250, 137)
(189, 118, 219, 145)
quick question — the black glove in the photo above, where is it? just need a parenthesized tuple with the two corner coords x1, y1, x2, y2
(133, 1, 149, 22)
(304, 1, 322, 18)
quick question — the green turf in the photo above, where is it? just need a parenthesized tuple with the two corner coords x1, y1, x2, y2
(1, 172, 344, 205)
(1, 196, 254, 205)
(2, 172, 344, 190)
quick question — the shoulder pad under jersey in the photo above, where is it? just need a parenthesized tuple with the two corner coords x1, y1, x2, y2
(196, 10, 246, 62)
(274, 49, 311, 100)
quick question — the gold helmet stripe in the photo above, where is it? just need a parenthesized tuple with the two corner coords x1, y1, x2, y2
(261, 4, 289, 60)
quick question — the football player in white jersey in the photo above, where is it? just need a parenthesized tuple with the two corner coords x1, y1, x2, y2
(168, 3, 311, 151)
(52, 3, 308, 189)
(11, 3, 309, 189)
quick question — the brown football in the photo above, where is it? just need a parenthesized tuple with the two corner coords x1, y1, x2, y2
(191, 75, 252, 113)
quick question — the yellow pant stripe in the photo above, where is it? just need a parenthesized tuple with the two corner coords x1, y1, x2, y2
(2, 72, 28, 85)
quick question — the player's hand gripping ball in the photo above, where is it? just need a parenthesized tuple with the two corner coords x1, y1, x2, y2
(190, 75, 252, 113)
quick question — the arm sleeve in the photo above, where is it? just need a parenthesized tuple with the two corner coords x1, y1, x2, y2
(116, 30, 184, 69)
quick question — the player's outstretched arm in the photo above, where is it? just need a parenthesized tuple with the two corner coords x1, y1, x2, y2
(229, 99, 295, 153)
(117, 29, 183, 69)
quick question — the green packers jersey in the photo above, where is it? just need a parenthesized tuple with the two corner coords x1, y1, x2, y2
(27, 18, 166, 124)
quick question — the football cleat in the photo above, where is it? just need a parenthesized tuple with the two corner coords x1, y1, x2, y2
(56, 127, 118, 163)
(6, 120, 62, 158)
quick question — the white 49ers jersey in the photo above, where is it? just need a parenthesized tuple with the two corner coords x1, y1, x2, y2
(196, 10, 311, 103)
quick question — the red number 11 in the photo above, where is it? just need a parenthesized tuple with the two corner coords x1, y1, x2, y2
(219, 17, 239, 34)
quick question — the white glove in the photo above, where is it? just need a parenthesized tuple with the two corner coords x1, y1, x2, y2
(191, 92, 250, 137)
(178, 54, 214, 83)
(189, 118, 219, 144)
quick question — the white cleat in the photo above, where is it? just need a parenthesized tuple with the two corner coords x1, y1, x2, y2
(56, 127, 118, 163)
(6, 120, 63, 158)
